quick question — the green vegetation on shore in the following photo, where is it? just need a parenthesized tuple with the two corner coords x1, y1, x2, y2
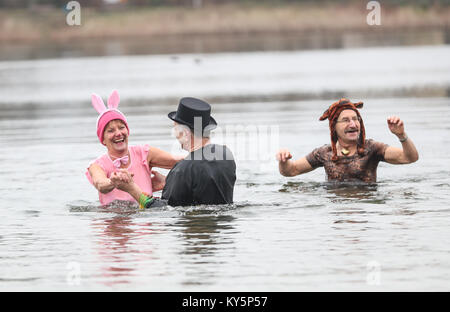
(1, 2, 449, 43)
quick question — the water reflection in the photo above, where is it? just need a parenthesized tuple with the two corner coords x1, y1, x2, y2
(172, 208, 236, 286)
(323, 182, 382, 203)
(279, 181, 383, 202)
(326, 186, 375, 229)
(91, 215, 159, 287)
(177, 211, 235, 256)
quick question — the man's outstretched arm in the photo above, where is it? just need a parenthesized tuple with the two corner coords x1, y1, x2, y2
(276, 149, 314, 177)
(384, 116, 419, 164)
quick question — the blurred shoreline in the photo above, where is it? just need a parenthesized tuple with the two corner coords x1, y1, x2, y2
(1, 3, 449, 43)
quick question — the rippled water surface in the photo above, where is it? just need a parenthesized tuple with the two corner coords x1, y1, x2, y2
(1, 42, 449, 291)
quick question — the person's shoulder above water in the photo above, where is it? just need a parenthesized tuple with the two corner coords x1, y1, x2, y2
(187, 144, 235, 161)
(364, 139, 389, 160)
(305, 144, 332, 168)
(317, 143, 332, 152)
(364, 138, 388, 148)
(314, 139, 387, 155)
(208, 144, 235, 161)
(168, 144, 235, 175)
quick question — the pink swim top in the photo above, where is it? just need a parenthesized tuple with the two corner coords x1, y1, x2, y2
(86, 145, 153, 205)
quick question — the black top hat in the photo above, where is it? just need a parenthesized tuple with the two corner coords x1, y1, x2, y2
(168, 97, 217, 131)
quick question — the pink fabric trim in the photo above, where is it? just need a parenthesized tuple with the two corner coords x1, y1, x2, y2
(86, 145, 152, 205)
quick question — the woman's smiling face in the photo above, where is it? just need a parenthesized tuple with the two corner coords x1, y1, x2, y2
(102, 119, 129, 155)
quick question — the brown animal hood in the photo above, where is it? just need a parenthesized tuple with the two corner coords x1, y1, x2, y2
(319, 98, 366, 161)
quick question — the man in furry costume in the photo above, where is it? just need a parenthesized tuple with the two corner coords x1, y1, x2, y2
(276, 98, 419, 182)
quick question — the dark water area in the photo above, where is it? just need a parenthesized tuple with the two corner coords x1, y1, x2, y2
(0, 28, 449, 61)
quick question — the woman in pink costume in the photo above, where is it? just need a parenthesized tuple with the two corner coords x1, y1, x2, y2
(86, 90, 181, 206)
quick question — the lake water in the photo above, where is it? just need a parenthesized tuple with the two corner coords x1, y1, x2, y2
(0, 35, 450, 291)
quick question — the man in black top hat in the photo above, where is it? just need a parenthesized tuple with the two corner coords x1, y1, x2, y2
(112, 97, 236, 207)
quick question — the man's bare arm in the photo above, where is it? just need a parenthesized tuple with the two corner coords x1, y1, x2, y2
(384, 116, 419, 164)
(384, 138, 419, 164)
(276, 149, 314, 177)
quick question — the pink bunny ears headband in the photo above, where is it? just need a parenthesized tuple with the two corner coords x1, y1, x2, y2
(91, 90, 129, 144)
